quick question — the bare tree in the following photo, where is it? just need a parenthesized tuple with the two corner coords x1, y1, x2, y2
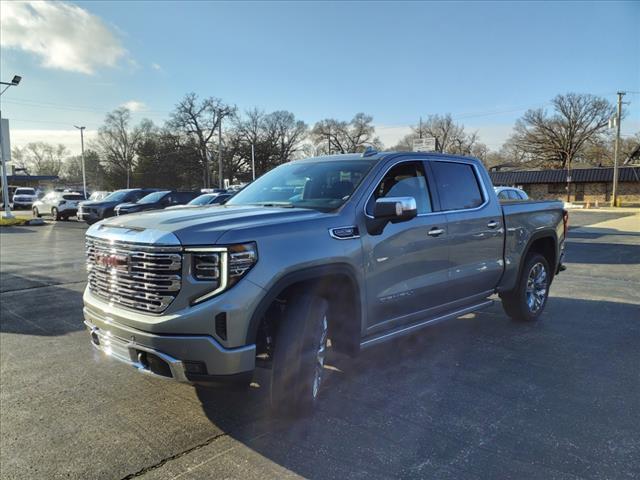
(226, 109, 308, 180)
(168, 93, 235, 188)
(311, 113, 382, 154)
(510, 93, 615, 169)
(392, 114, 478, 155)
(94, 108, 150, 188)
(11, 142, 67, 176)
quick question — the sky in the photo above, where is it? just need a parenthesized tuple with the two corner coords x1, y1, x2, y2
(1, 0, 639, 156)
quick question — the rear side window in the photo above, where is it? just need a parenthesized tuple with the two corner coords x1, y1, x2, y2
(431, 161, 484, 211)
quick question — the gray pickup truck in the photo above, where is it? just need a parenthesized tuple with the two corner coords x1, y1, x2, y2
(83, 150, 567, 412)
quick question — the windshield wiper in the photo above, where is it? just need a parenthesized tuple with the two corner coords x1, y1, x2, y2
(250, 202, 295, 208)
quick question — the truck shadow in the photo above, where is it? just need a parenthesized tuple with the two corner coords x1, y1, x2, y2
(192, 296, 640, 479)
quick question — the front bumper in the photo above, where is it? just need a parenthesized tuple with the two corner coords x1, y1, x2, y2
(84, 309, 256, 383)
(13, 200, 34, 208)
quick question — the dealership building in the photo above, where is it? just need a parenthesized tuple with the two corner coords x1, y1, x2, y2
(490, 166, 640, 206)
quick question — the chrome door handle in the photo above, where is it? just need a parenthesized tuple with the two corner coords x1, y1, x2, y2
(427, 228, 445, 237)
(487, 221, 499, 229)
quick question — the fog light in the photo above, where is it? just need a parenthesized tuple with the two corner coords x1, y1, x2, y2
(183, 361, 207, 374)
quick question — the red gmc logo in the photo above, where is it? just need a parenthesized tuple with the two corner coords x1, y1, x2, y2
(96, 253, 129, 269)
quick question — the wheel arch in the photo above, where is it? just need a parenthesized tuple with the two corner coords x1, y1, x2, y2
(519, 230, 558, 283)
(246, 263, 363, 356)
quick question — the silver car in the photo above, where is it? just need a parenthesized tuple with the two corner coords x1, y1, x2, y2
(494, 186, 529, 200)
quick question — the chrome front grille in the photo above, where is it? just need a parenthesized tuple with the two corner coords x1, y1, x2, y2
(86, 236, 182, 313)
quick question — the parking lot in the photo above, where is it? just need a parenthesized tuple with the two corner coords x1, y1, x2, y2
(1, 210, 639, 479)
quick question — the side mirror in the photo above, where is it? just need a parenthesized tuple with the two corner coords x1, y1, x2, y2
(373, 197, 417, 221)
(367, 197, 418, 235)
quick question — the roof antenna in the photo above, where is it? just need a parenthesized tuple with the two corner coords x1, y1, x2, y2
(361, 146, 378, 158)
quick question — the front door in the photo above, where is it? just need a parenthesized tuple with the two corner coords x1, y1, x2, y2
(361, 160, 450, 331)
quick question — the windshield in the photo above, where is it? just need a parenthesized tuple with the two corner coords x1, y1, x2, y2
(15, 188, 35, 195)
(63, 194, 84, 200)
(137, 191, 170, 204)
(226, 160, 376, 211)
(188, 194, 215, 205)
(102, 190, 133, 202)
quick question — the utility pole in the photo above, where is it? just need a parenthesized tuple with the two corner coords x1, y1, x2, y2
(218, 115, 223, 189)
(419, 116, 423, 139)
(74, 126, 87, 199)
(0, 75, 21, 219)
(251, 143, 256, 181)
(611, 91, 625, 207)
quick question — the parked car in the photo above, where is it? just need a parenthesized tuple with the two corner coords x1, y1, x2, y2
(494, 186, 529, 201)
(114, 190, 200, 216)
(77, 188, 158, 224)
(11, 187, 38, 209)
(165, 193, 233, 210)
(32, 192, 85, 220)
(83, 151, 567, 414)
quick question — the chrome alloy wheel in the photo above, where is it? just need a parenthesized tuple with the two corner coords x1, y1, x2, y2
(312, 314, 329, 399)
(526, 262, 548, 313)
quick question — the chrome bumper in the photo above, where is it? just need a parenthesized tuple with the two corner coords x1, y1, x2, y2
(86, 321, 190, 382)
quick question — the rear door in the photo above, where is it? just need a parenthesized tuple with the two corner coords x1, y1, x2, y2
(361, 159, 450, 330)
(429, 160, 504, 301)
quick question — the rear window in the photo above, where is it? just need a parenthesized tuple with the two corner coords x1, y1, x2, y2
(63, 194, 84, 200)
(431, 161, 484, 211)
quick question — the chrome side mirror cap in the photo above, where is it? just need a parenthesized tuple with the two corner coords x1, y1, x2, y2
(367, 196, 418, 235)
(373, 197, 418, 221)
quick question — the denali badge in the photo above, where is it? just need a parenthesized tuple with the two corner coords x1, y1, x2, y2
(96, 253, 129, 269)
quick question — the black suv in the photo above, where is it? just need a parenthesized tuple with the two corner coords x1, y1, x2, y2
(114, 190, 200, 216)
(77, 189, 158, 224)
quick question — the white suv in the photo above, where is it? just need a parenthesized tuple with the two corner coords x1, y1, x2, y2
(12, 187, 38, 209)
(33, 192, 85, 221)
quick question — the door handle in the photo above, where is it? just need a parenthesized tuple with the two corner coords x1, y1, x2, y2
(487, 220, 499, 229)
(427, 227, 445, 237)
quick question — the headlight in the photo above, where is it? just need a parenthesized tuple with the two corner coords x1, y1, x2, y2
(188, 242, 258, 304)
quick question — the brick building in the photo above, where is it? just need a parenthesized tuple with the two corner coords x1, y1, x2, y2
(490, 166, 640, 206)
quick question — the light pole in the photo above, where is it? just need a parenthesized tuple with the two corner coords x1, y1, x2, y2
(74, 126, 87, 199)
(0, 75, 22, 219)
(251, 143, 256, 181)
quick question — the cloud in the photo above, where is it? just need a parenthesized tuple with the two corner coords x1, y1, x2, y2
(1, 1, 126, 74)
(151, 63, 162, 71)
(120, 100, 146, 112)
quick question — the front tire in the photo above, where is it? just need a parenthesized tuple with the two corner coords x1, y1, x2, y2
(271, 293, 330, 415)
(500, 253, 551, 322)
(32, 207, 41, 218)
(51, 207, 61, 221)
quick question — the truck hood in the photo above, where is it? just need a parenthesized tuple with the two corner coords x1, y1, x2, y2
(94, 205, 325, 245)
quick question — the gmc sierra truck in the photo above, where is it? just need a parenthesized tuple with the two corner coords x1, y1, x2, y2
(83, 150, 567, 412)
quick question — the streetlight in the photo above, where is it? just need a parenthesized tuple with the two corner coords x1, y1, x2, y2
(74, 126, 88, 199)
(0, 74, 22, 219)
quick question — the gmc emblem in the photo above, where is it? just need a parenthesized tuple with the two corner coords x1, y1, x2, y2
(96, 253, 129, 269)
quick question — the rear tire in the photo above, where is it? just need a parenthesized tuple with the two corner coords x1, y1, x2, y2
(271, 293, 329, 415)
(500, 252, 551, 322)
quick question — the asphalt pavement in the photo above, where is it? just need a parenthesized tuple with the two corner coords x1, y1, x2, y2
(1, 211, 639, 479)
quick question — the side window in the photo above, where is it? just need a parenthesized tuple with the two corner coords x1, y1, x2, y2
(507, 190, 520, 200)
(497, 190, 509, 200)
(367, 161, 432, 215)
(431, 161, 484, 211)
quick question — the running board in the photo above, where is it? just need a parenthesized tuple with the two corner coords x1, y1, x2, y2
(360, 300, 494, 350)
